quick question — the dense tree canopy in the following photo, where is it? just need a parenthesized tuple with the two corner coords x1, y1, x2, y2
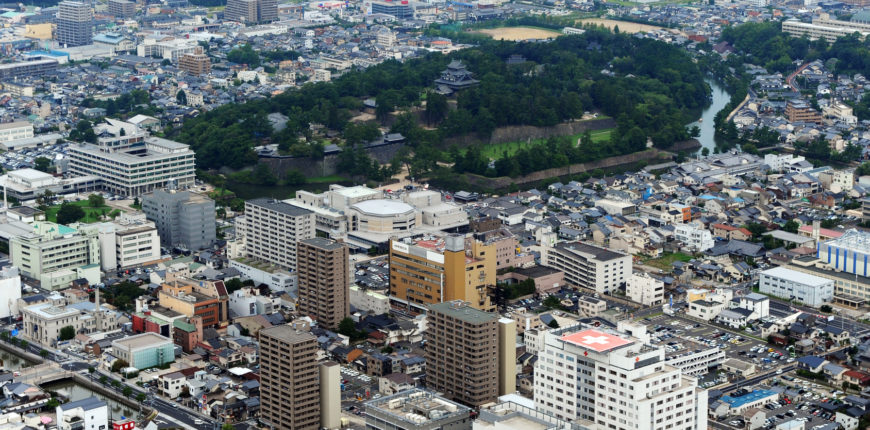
(174, 28, 709, 177)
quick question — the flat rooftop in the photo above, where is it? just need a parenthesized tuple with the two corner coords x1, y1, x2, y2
(365, 389, 470, 425)
(299, 237, 345, 251)
(428, 301, 498, 325)
(554, 241, 626, 262)
(260, 324, 316, 345)
(762, 266, 831, 287)
(112, 332, 171, 350)
(247, 198, 312, 217)
(560, 328, 633, 353)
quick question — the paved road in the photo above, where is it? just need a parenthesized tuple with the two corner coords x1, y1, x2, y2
(716, 364, 797, 394)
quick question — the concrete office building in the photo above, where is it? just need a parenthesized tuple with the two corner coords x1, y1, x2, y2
(759, 266, 834, 307)
(0, 60, 58, 81)
(783, 13, 870, 41)
(260, 325, 320, 430)
(0, 267, 21, 319)
(67, 137, 195, 197)
(426, 301, 512, 407)
(541, 241, 631, 294)
(56, 1, 92, 47)
(241, 198, 315, 271)
(534, 324, 708, 429)
(297, 238, 349, 329)
(364, 389, 473, 430)
(108, 0, 136, 17)
(142, 189, 216, 251)
(0, 122, 33, 143)
(389, 234, 496, 312)
(111, 332, 175, 369)
(10, 222, 101, 289)
(93, 213, 161, 271)
(0, 168, 101, 202)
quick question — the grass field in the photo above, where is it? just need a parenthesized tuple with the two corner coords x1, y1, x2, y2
(467, 128, 614, 160)
(476, 26, 563, 41)
(45, 200, 121, 224)
(643, 252, 693, 271)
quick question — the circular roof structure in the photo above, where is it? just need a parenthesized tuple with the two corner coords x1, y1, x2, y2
(351, 199, 415, 217)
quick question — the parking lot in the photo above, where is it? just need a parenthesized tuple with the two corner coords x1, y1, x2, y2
(718, 383, 846, 430)
(339, 365, 379, 416)
(354, 257, 389, 290)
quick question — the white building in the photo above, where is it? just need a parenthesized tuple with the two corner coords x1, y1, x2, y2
(674, 222, 714, 252)
(228, 287, 274, 317)
(228, 257, 297, 293)
(817, 229, 870, 276)
(67, 136, 196, 197)
(241, 198, 315, 271)
(534, 324, 708, 429)
(626, 273, 664, 306)
(90, 213, 161, 271)
(759, 266, 834, 307)
(665, 346, 726, 376)
(349, 286, 389, 315)
(0, 122, 33, 143)
(56, 397, 108, 430)
(764, 154, 808, 172)
(731, 293, 769, 320)
(687, 298, 728, 321)
(541, 241, 632, 294)
(0, 266, 21, 319)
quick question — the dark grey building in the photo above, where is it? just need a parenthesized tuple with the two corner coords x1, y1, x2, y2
(142, 189, 216, 251)
(56, 1, 92, 47)
(225, 0, 276, 23)
(108, 0, 136, 18)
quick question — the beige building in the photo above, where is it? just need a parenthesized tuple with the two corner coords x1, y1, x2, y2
(22, 293, 119, 346)
(0, 122, 33, 143)
(426, 301, 513, 407)
(626, 272, 665, 306)
(296, 238, 349, 329)
(260, 325, 320, 430)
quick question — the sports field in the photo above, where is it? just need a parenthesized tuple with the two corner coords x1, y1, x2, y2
(577, 18, 664, 34)
(476, 26, 563, 41)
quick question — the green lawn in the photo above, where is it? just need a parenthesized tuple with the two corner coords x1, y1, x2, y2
(643, 252, 693, 271)
(465, 126, 614, 160)
(45, 200, 119, 224)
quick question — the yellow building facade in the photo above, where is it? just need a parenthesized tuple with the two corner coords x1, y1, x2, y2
(389, 234, 495, 312)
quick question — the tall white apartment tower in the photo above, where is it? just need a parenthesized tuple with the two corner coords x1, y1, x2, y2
(534, 324, 708, 430)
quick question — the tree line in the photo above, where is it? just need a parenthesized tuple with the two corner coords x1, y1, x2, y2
(172, 27, 709, 180)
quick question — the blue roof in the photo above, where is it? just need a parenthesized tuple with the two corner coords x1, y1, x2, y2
(720, 390, 777, 408)
(797, 355, 826, 368)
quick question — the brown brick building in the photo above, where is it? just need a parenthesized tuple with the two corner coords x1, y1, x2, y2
(260, 325, 320, 430)
(178, 47, 211, 76)
(296, 238, 349, 329)
(425, 301, 499, 407)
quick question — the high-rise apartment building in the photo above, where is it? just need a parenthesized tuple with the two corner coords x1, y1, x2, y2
(108, 0, 136, 18)
(297, 238, 349, 329)
(425, 301, 514, 407)
(225, 0, 276, 23)
(534, 324, 708, 430)
(178, 47, 211, 76)
(56, 1, 92, 47)
(260, 325, 320, 430)
(241, 198, 315, 271)
(141, 189, 216, 250)
(389, 234, 496, 312)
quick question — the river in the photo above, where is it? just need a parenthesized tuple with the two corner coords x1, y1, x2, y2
(41, 380, 137, 421)
(687, 79, 731, 152)
(0, 350, 137, 420)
